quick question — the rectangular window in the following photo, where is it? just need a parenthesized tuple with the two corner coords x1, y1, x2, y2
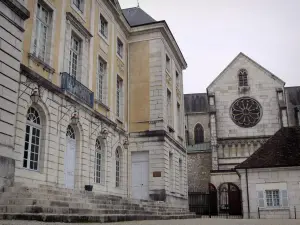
(266, 190, 280, 207)
(34, 2, 51, 61)
(176, 71, 179, 87)
(69, 35, 81, 78)
(73, 0, 84, 12)
(177, 103, 181, 134)
(167, 89, 172, 126)
(166, 54, 171, 72)
(117, 38, 123, 58)
(94, 151, 102, 184)
(116, 76, 123, 118)
(99, 14, 108, 38)
(96, 57, 107, 102)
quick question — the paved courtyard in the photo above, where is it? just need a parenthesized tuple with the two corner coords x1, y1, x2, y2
(0, 219, 299, 225)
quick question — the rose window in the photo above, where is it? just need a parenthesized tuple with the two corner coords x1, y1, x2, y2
(230, 97, 262, 128)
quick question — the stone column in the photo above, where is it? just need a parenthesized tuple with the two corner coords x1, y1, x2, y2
(209, 94, 218, 170)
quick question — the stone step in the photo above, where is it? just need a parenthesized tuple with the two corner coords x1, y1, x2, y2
(0, 205, 155, 215)
(0, 213, 196, 223)
(0, 198, 144, 211)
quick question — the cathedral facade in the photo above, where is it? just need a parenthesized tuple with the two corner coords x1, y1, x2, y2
(186, 52, 300, 218)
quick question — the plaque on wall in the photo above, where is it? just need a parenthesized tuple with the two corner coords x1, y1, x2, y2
(153, 171, 161, 177)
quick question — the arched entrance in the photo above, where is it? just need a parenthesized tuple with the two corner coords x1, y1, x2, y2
(65, 125, 76, 189)
(219, 183, 242, 215)
(208, 183, 218, 215)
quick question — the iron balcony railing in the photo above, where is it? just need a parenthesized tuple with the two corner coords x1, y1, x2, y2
(187, 142, 211, 152)
(61, 72, 94, 108)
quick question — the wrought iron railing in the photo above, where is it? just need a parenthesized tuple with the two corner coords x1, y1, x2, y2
(61, 72, 94, 108)
(187, 142, 211, 152)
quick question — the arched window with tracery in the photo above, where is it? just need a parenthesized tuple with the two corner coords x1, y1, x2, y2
(238, 68, 248, 87)
(23, 107, 41, 170)
(115, 147, 121, 187)
(95, 138, 105, 184)
(194, 123, 204, 144)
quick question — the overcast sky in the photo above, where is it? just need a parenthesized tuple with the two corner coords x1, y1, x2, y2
(119, 0, 300, 94)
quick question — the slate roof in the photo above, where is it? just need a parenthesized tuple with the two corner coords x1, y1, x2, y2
(236, 126, 300, 169)
(122, 7, 156, 27)
(184, 93, 209, 113)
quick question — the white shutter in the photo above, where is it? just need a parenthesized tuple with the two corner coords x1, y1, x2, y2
(257, 191, 264, 208)
(281, 190, 289, 207)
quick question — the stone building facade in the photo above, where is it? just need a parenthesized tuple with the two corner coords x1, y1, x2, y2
(0, 0, 188, 208)
(185, 52, 300, 216)
(0, 0, 30, 189)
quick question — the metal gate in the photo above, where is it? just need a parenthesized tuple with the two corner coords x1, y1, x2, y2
(188, 183, 242, 217)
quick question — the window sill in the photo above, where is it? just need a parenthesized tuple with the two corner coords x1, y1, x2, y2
(178, 135, 183, 141)
(238, 86, 250, 93)
(259, 207, 289, 211)
(28, 53, 55, 74)
(23, 167, 41, 173)
(98, 32, 109, 45)
(116, 53, 124, 62)
(94, 99, 110, 111)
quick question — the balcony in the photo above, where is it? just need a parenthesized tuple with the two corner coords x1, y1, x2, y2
(61, 72, 94, 108)
(187, 142, 211, 153)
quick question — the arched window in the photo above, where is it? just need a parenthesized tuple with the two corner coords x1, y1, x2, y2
(66, 125, 75, 139)
(238, 69, 248, 87)
(95, 138, 105, 184)
(115, 147, 121, 187)
(23, 107, 41, 170)
(194, 124, 204, 144)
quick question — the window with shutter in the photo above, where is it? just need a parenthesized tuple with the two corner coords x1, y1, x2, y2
(281, 190, 289, 207)
(257, 190, 264, 208)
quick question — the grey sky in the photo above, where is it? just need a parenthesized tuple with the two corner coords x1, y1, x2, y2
(119, 0, 300, 94)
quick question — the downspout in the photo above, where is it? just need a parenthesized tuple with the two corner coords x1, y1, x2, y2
(126, 42, 130, 198)
(186, 113, 189, 145)
(246, 168, 250, 219)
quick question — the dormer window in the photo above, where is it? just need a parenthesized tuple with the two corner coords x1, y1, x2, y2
(238, 69, 248, 87)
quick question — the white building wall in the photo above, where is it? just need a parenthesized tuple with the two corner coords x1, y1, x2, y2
(14, 74, 128, 197)
(239, 167, 300, 219)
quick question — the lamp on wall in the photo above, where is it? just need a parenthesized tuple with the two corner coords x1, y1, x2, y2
(101, 127, 109, 139)
(30, 88, 40, 104)
(71, 109, 79, 126)
(123, 138, 129, 149)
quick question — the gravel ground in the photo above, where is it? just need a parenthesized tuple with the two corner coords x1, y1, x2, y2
(0, 219, 299, 225)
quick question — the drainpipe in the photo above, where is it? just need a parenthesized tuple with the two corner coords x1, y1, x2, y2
(186, 114, 189, 145)
(126, 42, 130, 198)
(246, 168, 250, 219)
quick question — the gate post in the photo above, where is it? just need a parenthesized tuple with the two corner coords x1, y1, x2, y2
(258, 207, 260, 219)
(208, 193, 211, 218)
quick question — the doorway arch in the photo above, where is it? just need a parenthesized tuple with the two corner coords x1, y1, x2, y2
(218, 182, 242, 215)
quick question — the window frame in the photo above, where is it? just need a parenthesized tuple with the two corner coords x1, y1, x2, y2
(167, 89, 172, 127)
(194, 123, 204, 144)
(23, 107, 42, 171)
(94, 138, 105, 185)
(96, 57, 107, 103)
(238, 68, 248, 87)
(99, 14, 108, 39)
(72, 0, 84, 13)
(34, 1, 51, 61)
(69, 34, 81, 78)
(115, 148, 121, 187)
(117, 38, 124, 59)
(116, 76, 123, 119)
(166, 54, 171, 72)
(265, 190, 280, 207)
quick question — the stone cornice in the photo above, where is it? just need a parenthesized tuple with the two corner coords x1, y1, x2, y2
(0, 0, 30, 20)
(66, 12, 93, 38)
(130, 130, 186, 153)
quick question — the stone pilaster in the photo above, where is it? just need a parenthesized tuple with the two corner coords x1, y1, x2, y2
(209, 93, 218, 170)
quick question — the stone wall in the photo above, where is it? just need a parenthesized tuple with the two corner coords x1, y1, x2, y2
(0, 0, 29, 158)
(185, 113, 210, 145)
(187, 152, 211, 193)
(239, 167, 300, 219)
(14, 72, 128, 197)
(0, 156, 15, 189)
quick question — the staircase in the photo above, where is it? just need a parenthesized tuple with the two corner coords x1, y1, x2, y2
(0, 185, 196, 223)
